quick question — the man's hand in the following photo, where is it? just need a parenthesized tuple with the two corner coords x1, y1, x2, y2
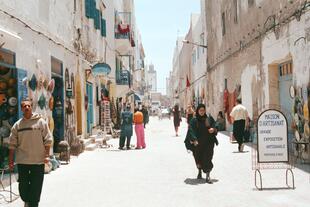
(44, 157, 50, 164)
(192, 140, 198, 146)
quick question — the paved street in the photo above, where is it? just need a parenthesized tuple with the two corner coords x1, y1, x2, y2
(1, 117, 310, 207)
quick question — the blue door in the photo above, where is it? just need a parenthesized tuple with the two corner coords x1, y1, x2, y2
(86, 82, 94, 134)
(278, 62, 293, 142)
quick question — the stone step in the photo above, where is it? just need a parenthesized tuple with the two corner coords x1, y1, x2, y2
(80, 138, 94, 147)
(95, 138, 105, 144)
(85, 143, 98, 151)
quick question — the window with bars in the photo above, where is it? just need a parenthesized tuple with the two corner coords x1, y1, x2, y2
(279, 61, 293, 77)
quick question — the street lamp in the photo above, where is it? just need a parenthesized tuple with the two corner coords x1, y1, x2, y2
(182, 39, 207, 48)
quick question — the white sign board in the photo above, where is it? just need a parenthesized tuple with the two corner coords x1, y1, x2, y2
(257, 109, 289, 163)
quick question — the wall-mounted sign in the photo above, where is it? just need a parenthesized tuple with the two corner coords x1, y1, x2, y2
(92, 63, 111, 76)
(257, 109, 289, 163)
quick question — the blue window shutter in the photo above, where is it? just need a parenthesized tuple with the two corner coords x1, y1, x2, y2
(94, 9, 100, 29)
(85, 0, 91, 18)
(90, 0, 96, 19)
(101, 18, 106, 37)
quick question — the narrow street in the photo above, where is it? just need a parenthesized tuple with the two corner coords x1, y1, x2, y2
(2, 117, 309, 207)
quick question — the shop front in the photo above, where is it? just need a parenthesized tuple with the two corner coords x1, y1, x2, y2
(0, 48, 30, 167)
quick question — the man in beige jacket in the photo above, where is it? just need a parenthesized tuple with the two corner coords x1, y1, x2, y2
(9, 98, 52, 207)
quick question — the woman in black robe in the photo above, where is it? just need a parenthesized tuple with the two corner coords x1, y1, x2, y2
(173, 104, 181, 136)
(185, 104, 219, 183)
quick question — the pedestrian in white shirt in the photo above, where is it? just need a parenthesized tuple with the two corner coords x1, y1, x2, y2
(230, 98, 249, 152)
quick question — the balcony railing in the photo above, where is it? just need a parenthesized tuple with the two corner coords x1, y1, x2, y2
(116, 69, 131, 86)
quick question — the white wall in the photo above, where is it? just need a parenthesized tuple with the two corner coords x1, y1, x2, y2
(262, 12, 310, 105)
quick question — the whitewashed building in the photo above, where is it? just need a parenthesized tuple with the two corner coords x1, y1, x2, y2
(0, 0, 145, 154)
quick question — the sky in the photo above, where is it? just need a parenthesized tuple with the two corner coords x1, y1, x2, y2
(134, 0, 201, 95)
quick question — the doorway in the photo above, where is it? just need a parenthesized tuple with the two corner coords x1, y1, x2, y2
(86, 82, 93, 134)
(51, 57, 64, 152)
(278, 61, 293, 141)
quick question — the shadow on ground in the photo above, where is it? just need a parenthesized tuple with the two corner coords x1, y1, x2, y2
(184, 178, 219, 185)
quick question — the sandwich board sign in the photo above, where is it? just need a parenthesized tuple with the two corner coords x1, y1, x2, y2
(257, 109, 289, 163)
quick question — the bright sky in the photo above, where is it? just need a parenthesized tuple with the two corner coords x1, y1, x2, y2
(135, 0, 200, 95)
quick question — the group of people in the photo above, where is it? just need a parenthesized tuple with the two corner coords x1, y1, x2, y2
(7, 97, 248, 207)
(183, 98, 249, 183)
(118, 105, 149, 150)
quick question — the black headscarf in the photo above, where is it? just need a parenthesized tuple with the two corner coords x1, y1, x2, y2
(195, 104, 207, 122)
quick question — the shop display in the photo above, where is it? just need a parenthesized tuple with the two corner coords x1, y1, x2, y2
(0, 103, 9, 120)
(8, 106, 17, 115)
(66, 87, 73, 98)
(29, 74, 37, 91)
(7, 88, 16, 96)
(304, 122, 309, 139)
(8, 116, 16, 126)
(66, 100, 73, 114)
(55, 100, 63, 117)
(71, 73, 75, 98)
(43, 79, 48, 89)
(8, 78, 17, 87)
(8, 97, 17, 106)
(48, 79, 55, 93)
(38, 76, 44, 90)
(0, 125, 10, 138)
(0, 78, 7, 91)
(0, 93, 7, 105)
(0, 65, 10, 75)
(48, 116, 55, 132)
(22, 77, 28, 86)
(38, 93, 46, 110)
(49, 96, 54, 110)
